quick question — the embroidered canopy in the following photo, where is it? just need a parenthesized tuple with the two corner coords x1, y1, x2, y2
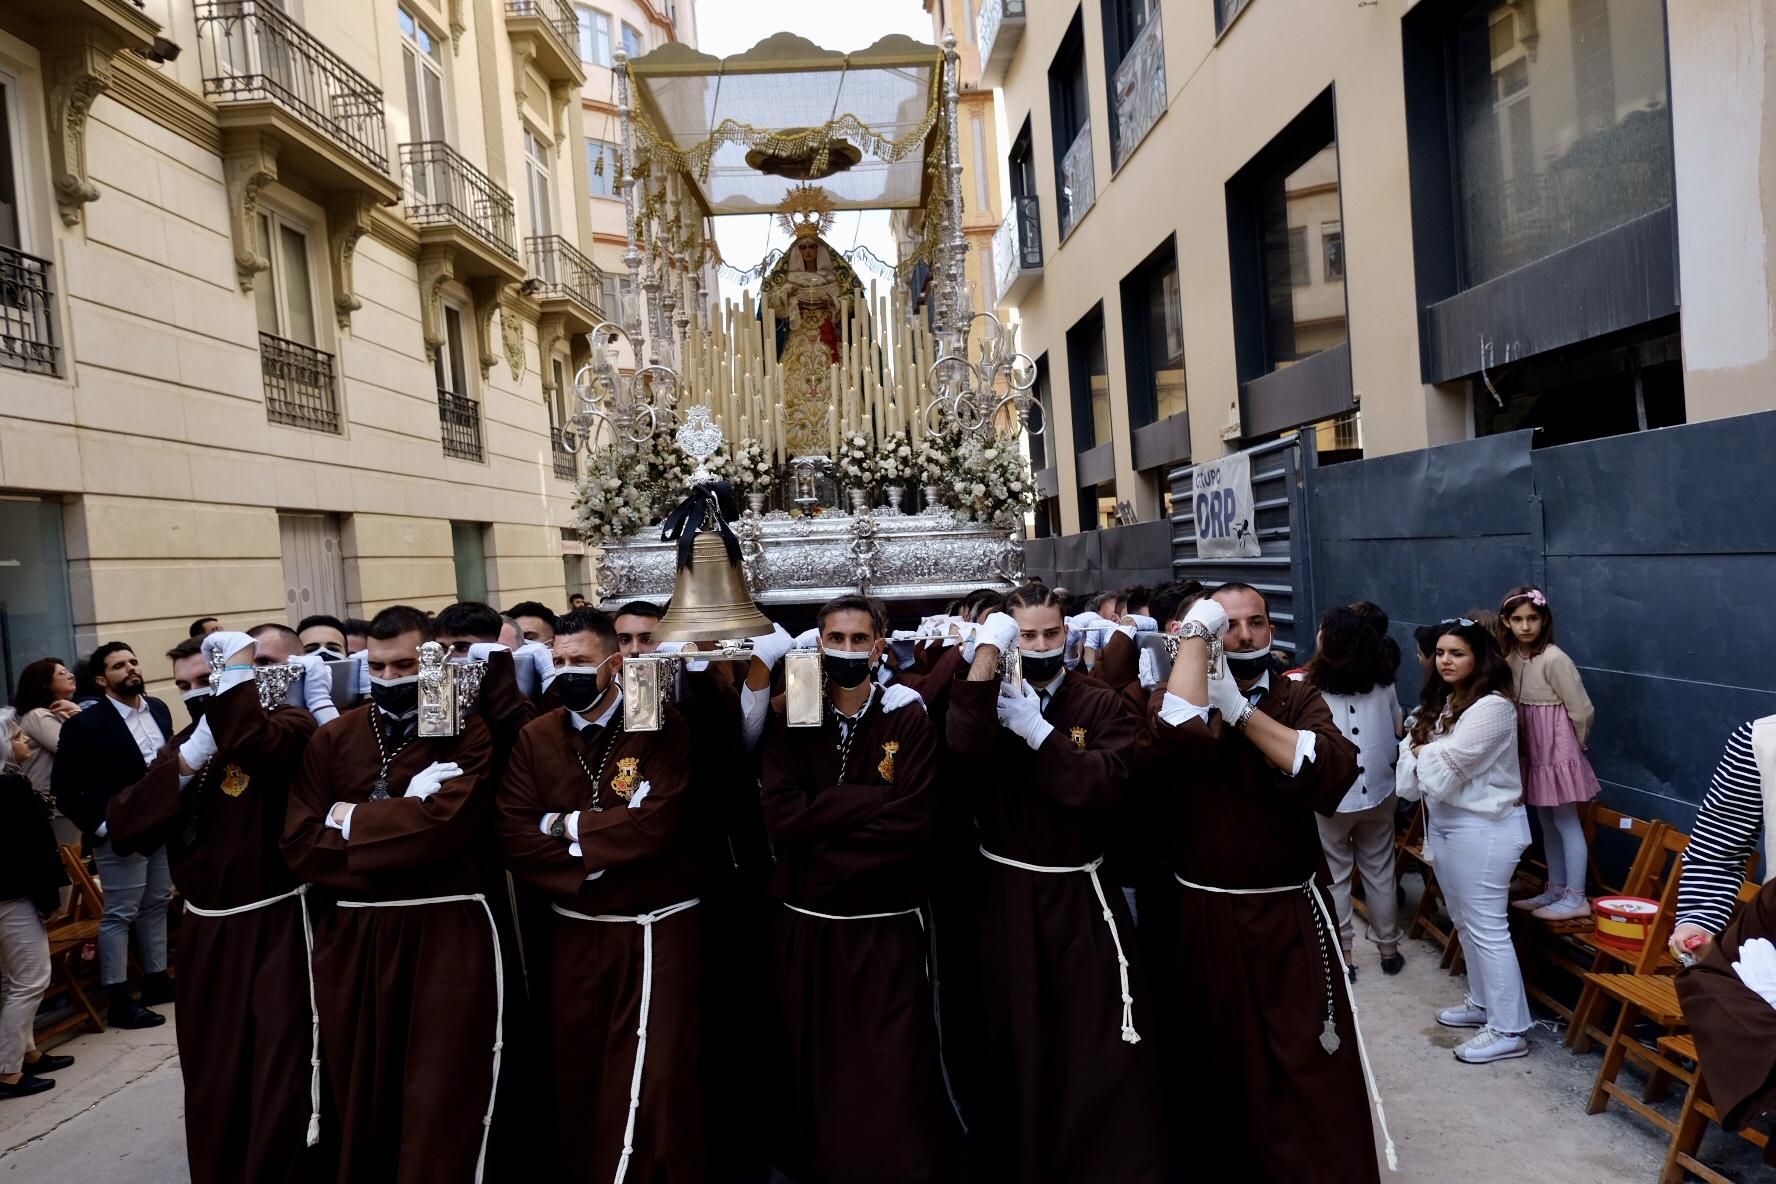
(626, 33, 945, 215)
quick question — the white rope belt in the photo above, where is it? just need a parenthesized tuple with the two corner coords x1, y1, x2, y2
(1172, 874, 1397, 1172)
(551, 897, 701, 1184)
(337, 893, 505, 1184)
(980, 847, 1140, 1045)
(184, 884, 323, 1149)
(777, 899, 970, 1134)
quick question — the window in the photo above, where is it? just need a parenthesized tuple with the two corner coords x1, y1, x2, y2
(598, 272, 624, 322)
(1103, 0, 1165, 168)
(1008, 119, 1035, 200)
(1473, 321, 1683, 445)
(254, 211, 318, 346)
(524, 126, 553, 237)
(1255, 143, 1346, 370)
(585, 137, 619, 198)
(1450, 0, 1672, 285)
(451, 521, 489, 603)
(550, 357, 576, 479)
(1322, 223, 1344, 282)
(1120, 239, 1187, 433)
(255, 209, 340, 433)
(1048, 10, 1094, 238)
(0, 72, 57, 376)
(436, 303, 483, 461)
(621, 22, 643, 59)
(1066, 305, 1110, 451)
(399, 5, 448, 147)
(1215, 0, 1255, 35)
(1028, 353, 1051, 470)
(576, 5, 612, 66)
(0, 497, 75, 708)
(1285, 226, 1309, 287)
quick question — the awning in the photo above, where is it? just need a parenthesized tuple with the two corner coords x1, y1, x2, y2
(627, 32, 944, 215)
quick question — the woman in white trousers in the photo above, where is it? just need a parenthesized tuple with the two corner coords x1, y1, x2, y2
(1397, 619, 1533, 1064)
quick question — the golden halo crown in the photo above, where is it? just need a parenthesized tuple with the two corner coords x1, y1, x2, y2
(775, 184, 836, 242)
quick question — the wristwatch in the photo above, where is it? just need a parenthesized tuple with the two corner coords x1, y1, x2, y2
(1233, 702, 1258, 731)
(1175, 621, 1216, 645)
(548, 812, 569, 839)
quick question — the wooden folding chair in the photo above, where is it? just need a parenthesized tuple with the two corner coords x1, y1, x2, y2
(1567, 827, 1693, 1052)
(1656, 1032, 1773, 1184)
(36, 844, 107, 1041)
(1517, 806, 1665, 1025)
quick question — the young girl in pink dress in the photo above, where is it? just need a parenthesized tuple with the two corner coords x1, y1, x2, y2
(1500, 587, 1602, 921)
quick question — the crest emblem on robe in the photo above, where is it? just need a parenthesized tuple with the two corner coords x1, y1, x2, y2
(611, 757, 641, 801)
(220, 764, 250, 797)
(1069, 726, 1087, 749)
(878, 741, 899, 783)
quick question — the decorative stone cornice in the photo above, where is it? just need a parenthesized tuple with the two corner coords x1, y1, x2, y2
(46, 39, 114, 227)
(327, 193, 376, 329)
(108, 52, 222, 155)
(447, 0, 467, 53)
(500, 287, 542, 381)
(223, 132, 281, 291)
(469, 276, 510, 381)
(550, 81, 574, 146)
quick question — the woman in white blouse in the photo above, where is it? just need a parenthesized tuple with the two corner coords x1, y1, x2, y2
(1397, 619, 1531, 1065)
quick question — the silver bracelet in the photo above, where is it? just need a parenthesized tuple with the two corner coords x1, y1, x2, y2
(1234, 702, 1257, 731)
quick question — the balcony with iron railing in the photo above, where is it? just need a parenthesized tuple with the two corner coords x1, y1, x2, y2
(260, 331, 341, 433)
(505, 0, 585, 85)
(551, 432, 578, 480)
(993, 194, 1043, 305)
(978, 0, 1026, 87)
(402, 141, 523, 274)
(195, 0, 399, 200)
(0, 246, 58, 376)
(1111, 10, 1166, 170)
(526, 234, 608, 332)
(439, 388, 484, 461)
(1059, 121, 1096, 240)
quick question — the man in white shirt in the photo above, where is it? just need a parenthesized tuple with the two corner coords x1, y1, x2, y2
(50, 641, 175, 1028)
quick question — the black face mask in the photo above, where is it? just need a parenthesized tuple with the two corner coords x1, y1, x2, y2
(1225, 646, 1273, 681)
(1019, 647, 1066, 684)
(552, 670, 607, 715)
(182, 692, 212, 724)
(369, 676, 419, 717)
(822, 648, 874, 690)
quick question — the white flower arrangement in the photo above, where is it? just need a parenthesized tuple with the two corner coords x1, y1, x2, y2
(950, 430, 1035, 527)
(916, 430, 957, 488)
(573, 444, 656, 542)
(731, 437, 775, 490)
(835, 431, 875, 488)
(872, 430, 915, 486)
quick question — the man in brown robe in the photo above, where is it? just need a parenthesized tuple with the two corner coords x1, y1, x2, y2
(946, 586, 1164, 1183)
(496, 607, 708, 1182)
(282, 605, 504, 1184)
(758, 594, 956, 1184)
(109, 628, 321, 1184)
(1148, 583, 1380, 1183)
(1677, 875, 1776, 1169)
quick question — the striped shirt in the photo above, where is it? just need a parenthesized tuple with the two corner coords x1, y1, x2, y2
(1674, 722, 1764, 933)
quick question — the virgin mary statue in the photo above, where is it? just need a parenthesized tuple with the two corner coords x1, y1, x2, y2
(762, 190, 862, 456)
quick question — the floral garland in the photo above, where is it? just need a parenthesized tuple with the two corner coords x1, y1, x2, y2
(872, 430, 915, 487)
(835, 431, 874, 489)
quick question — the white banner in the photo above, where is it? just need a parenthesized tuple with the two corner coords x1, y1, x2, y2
(1192, 450, 1262, 559)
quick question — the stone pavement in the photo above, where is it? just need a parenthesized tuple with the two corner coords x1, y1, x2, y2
(1, 951, 1769, 1182)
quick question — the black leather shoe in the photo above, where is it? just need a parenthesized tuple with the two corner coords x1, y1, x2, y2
(1380, 952, 1406, 976)
(23, 1054, 73, 1074)
(0, 1075, 55, 1099)
(139, 972, 175, 1006)
(107, 996, 166, 1030)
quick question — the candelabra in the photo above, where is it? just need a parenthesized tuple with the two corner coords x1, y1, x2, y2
(559, 321, 681, 454)
(923, 311, 1042, 438)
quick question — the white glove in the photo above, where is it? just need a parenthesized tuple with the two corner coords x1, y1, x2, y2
(749, 624, 794, 671)
(514, 641, 555, 697)
(1208, 654, 1250, 722)
(1182, 598, 1229, 640)
(403, 761, 463, 802)
(996, 680, 1054, 751)
(178, 717, 219, 771)
(975, 611, 1020, 656)
(292, 652, 339, 725)
(1123, 614, 1158, 633)
(202, 631, 258, 690)
(792, 627, 820, 650)
(881, 683, 925, 714)
(467, 642, 508, 661)
(1732, 937, 1776, 1009)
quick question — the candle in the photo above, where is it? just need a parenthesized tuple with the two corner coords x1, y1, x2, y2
(828, 403, 838, 461)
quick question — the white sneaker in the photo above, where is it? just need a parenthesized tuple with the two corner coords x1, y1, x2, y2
(1437, 999, 1488, 1028)
(1532, 891, 1592, 921)
(1454, 1026, 1529, 1064)
(1511, 885, 1563, 912)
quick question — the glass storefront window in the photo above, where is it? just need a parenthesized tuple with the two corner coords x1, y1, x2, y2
(0, 496, 75, 708)
(1453, 0, 1673, 285)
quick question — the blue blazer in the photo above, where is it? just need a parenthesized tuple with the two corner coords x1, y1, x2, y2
(51, 696, 175, 840)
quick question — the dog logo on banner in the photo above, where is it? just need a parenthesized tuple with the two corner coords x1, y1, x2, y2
(611, 757, 641, 801)
(878, 741, 900, 783)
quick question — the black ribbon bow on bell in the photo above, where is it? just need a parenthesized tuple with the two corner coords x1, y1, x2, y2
(659, 480, 743, 571)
